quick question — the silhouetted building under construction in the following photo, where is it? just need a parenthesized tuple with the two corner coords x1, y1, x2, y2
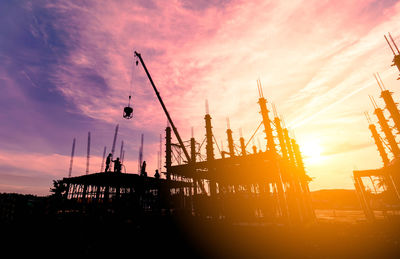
(56, 52, 315, 224)
(354, 34, 400, 221)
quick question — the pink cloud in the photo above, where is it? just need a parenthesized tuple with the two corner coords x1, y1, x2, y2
(3, 0, 400, 194)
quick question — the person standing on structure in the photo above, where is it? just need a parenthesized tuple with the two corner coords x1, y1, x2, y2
(140, 161, 147, 177)
(154, 169, 160, 179)
(105, 153, 112, 172)
(113, 157, 122, 173)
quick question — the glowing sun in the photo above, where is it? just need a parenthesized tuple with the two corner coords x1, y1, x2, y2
(299, 139, 324, 164)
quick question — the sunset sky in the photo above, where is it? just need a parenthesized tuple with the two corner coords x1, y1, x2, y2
(1, 0, 400, 195)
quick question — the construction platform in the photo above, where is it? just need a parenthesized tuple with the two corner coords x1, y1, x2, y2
(63, 172, 190, 200)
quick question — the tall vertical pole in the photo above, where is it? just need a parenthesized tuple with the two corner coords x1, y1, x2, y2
(275, 117, 288, 160)
(369, 124, 390, 166)
(374, 74, 400, 133)
(256, 81, 288, 220)
(257, 80, 276, 153)
(292, 138, 316, 221)
(205, 110, 218, 220)
(259, 96, 276, 152)
(159, 134, 162, 173)
(381, 90, 400, 134)
(111, 124, 119, 159)
(86, 132, 91, 175)
(374, 107, 400, 157)
(100, 146, 106, 172)
(239, 128, 246, 156)
(138, 134, 144, 174)
(292, 140, 306, 174)
(385, 34, 396, 56)
(121, 150, 125, 165)
(288, 138, 306, 222)
(284, 128, 295, 163)
(290, 139, 300, 167)
(240, 137, 246, 156)
(68, 138, 76, 178)
(226, 119, 235, 157)
(205, 100, 214, 161)
(387, 33, 400, 78)
(191, 137, 197, 196)
(205, 112, 216, 196)
(120, 140, 124, 159)
(205, 99, 216, 198)
(190, 137, 196, 166)
(165, 127, 172, 180)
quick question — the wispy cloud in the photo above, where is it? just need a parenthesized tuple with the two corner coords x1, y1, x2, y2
(1, 0, 400, 194)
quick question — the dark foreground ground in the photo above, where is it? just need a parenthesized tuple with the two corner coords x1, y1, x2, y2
(2, 214, 400, 258)
(1, 192, 399, 258)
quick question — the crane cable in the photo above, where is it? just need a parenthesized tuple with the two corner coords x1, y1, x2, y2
(128, 54, 139, 106)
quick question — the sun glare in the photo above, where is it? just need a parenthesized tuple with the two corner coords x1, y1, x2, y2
(299, 139, 324, 164)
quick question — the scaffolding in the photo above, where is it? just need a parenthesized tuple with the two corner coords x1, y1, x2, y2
(353, 35, 400, 220)
(56, 52, 315, 224)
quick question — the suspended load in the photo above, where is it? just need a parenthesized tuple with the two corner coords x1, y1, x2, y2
(123, 95, 133, 119)
(123, 52, 138, 119)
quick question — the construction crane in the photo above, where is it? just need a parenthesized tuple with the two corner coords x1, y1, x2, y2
(384, 33, 400, 79)
(134, 51, 191, 163)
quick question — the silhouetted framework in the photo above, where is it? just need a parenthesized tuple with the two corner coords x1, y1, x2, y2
(56, 89, 314, 224)
(55, 52, 315, 225)
(354, 35, 400, 220)
(368, 122, 389, 166)
(61, 172, 191, 216)
(162, 83, 315, 224)
(354, 166, 400, 221)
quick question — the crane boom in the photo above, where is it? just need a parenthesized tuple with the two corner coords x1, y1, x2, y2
(134, 51, 191, 163)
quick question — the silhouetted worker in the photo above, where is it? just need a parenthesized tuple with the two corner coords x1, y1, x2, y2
(105, 153, 112, 172)
(113, 157, 122, 173)
(154, 169, 160, 179)
(140, 161, 147, 177)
